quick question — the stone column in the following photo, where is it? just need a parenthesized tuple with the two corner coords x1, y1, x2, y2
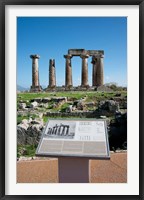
(59, 125, 63, 135)
(52, 127, 55, 135)
(66, 126, 69, 135)
(91, 56, 97, 86)
(57, 125, 61, 135)
(48, 128, 51, 135)
(49, 128, 52, 134)
(49, 59, 56, 88)
(30, 54, 42, 92)
(61, 126, 66, 135)
(54, 124, 58, 135)
(64, 54, 73, 87)
(80, 54, 89, 87)
(96, 54, 104, 86)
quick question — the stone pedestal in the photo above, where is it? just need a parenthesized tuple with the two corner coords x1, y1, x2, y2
(80, 54, 89, 87)
(58, 157, 89, 183)
(30, 54, 42, 92)
(64, 54, 73, 87)
(48, 59, 56, 88)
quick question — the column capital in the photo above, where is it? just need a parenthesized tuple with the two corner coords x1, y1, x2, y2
(98, 54, 104, 58)
(30, 54, 40, 59)
(64, 54, 72, 59)
(80, 54, 89, 59)
(91, 56, 97, 64)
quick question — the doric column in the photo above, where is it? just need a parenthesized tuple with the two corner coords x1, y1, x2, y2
(30, 54, 42, 92)
(66, 126, 69, 135)
(52, 127, 55, 135)
(57, 125, 61, 135)
(49, 128, 52, 134)
(80, 54, 89, 87)
(61, 126, 65, 135)
(64, 54, 73, 87)
(96, 54, 104, 86)
(91, 56, 97, 86)
(91, 54, 104, 87)
(49, 59, 56, 88)
(48, 128, 51, 135)
(54, 124, 58, 135)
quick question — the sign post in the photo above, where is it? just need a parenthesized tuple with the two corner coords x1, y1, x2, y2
(36, 119, 110, 183)
(58, 157, 89, 183)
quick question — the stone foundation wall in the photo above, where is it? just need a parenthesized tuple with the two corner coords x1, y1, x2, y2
(45, 111, 97, 118)
(45, 110, 115, 118)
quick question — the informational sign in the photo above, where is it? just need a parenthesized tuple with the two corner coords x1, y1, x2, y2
(36, 119, 110, 158)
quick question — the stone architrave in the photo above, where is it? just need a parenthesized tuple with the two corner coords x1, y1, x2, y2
(64, 54, 73, 87)
(30, 54, 42, 92)
(96, 54, 104, 86)
(48, 59, 56, 88)
(80, 54, 89, 87)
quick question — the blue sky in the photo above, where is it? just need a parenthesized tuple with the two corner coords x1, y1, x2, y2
(17, 17, 127, 88)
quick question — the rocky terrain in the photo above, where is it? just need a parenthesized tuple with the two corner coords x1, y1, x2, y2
(17, 91, 127, 157)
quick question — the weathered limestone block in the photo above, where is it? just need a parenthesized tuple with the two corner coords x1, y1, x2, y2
(66, 105, 73, 113)
(39, 103, 48, 108)
(30, 101, 39, 108)
(42, 98, 51, 103)
(17, 119, 44, 145)
(99, 100, 119, 112)
(17, 123, 29, 131)
(77, 101, 86, 110)
(17, 126, 27, 145)
(19, 103, 27, 109)
(51, 97, 67, 102)
(85, 102, 95, 108)
(33, 98, 42, 103)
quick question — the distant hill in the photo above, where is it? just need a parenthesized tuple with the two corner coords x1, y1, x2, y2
(41, 85, 46, 89)
(17, 85, 29, 92)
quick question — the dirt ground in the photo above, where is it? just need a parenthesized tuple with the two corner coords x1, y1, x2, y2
(17, 152, 127, 183)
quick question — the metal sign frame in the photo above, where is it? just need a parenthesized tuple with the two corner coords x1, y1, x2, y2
(36, 119, 110, 159)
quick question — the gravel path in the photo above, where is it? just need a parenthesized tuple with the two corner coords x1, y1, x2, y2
(17, 152, 127, 183)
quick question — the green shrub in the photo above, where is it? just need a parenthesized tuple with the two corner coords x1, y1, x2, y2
(17, 144, 38, 158)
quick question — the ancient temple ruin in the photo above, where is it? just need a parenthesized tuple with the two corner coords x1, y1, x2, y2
(47, 124, 70, 136)
(30, 49, 104, 92)
(64, 49, 104, 88)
